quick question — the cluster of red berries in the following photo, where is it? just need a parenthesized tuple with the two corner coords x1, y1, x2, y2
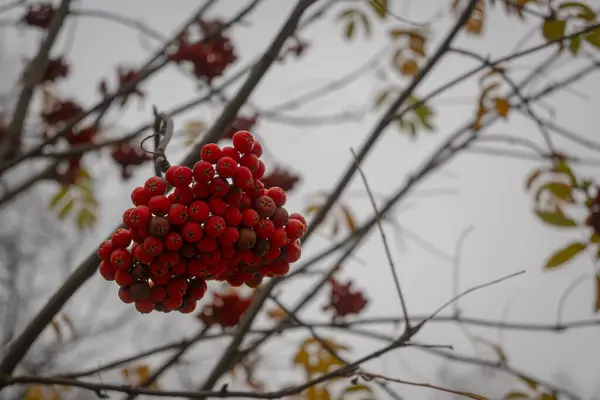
(96, 130, 307, 314)
(170, 19, 237, 82)
(586, 188, 600, 235)
(322, 276, 368, 318)
(21, 2, 54, 29)
(41, 56, 69, 84)
(111, 142, 152, 180)
(196, 290, 253, 328)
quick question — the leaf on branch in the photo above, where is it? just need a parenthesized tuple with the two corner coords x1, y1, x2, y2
(591, 232, 600, 243)
(539, 393, 558, 400)
(502, 391, 529, 399)
(584, 28, 600, 48)
(374, 89, 390, 109)
(542, 19, 566, 42)
(185, 120, 207, 146)
(50, 320, 62, 342)
(57, 199, 75, 220)
(49, 185, 70, 209)
(345, 20, 356, 39)
(340, 205, 357, 233)
(534, 209, 577, 227)
(493, 97, 510, 118)
(569, 35, 582, 54)
(518, 375, 538, 390)
(595, 274, 600, 313)
(369, 0, 388, 18)
(340, 383, 374, 397)
(544, 242, 587, 269)
(267, 307, 288, 321)
(543, 182, 574, 202)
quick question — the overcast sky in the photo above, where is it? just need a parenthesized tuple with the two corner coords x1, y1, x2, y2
(1, 0, 600, 399)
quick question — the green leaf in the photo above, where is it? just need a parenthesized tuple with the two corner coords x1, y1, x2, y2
(503, 391, 529, 399)
(341, 384, 372, 394)
(584, 29, 600, 48)
(542, 19, 566, 41)
(58, 199, 75, 220)
(544, 242, 587, 269)
(375, 90, 390, 108)
(538, 394, 557, 400)
(544, 182, 573, 201)
(519, 375, 538, 390)
(369, 0, 387, 18)
(49, 185, 70, 209)
(345, 20, 356, 39)
(595, 274, 600, 313)
(534, 209, 577, 227)
(337, 8, 356, 20)
(569, 35, 582, 54)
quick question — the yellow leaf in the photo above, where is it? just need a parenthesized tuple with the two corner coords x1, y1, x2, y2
(267, 307, 287, 321)
(494, 97, 510, 118)
(545, 242, 587, 269)
(591, 232, 600, 243)
(409, 36, 426, 57)
(185, 120, 206, 145)
(305, 204, 322, 215)
(24, 385, 46, 400)
(400, 59, 419, 77)
(369, 0, 387, 18)
(293, 348, 310, 369)
(542, 19, 566, 42)
(340, 205, 357, 233)
(135, 365, 151, 382)
(51, 320, 62, 342)
(503, 391, 529, 399)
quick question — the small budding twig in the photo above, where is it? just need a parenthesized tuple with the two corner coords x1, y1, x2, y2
(141, 107, 174, 174)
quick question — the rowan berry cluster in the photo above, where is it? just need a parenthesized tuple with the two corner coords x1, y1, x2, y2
(21, 2, 54, 29)
(586, 189, 600, 235)
(170, 19, 237, 82)
(322, 276, 368, 318)
(196, 290, 253, 328)
(97, 130, 307, 314)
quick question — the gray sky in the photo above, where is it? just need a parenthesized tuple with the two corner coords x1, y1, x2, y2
(2, 0, 600, 399)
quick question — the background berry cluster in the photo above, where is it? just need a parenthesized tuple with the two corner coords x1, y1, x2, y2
(96, 131, 306, 314)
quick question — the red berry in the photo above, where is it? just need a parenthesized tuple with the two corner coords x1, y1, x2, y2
(135, 300, 154, 314)
(143, 236, 164, 256)
(233, 166, 253, 190)
(151, 273, 171, 285)
(247, 179, 266, 199)
(187, 278, 207, 300)
(148, 195, 170, 216)
(224, 207, 242, 226)
(286, 218, 306, 240)
(164, 232, 183, 252)
(216, 156, 238, 178)
(205, 216, 226, 238)
(221, 245, 236, 259)
(181, 221, 204, 242)
(172, 186, 194, 205)
(167, 277, 188, 298)
(188, 200, 210, 222)
(133, 243, 155, 264)
(240, 193, 252, 211)
(289, 213, 307, 226)
(241, 209, 260, 228)
(171, 259, 187, 275)
(111, 228, 131, 249)
(209, 177, 230, 197)
(144, 176, 168, 196)
(221, 146, 241, 163)
(114, 270, 134, 286)
(98, 261, 116, 280)
(201, 249, 221, 266)
(271, 227, 289, 248)
(192, 160, 215, 183)
(157, 252, 180, 269)
(197, 236, 218, 253)
(168, 204, 189, 225)
(266, 187, 286, 207)
(264, 246, 281, 262)
(271, 261, 290, 276)
(150, 261, 169, 276)
(186, 259, 205, 277)
(271, 207, 289, 227)
(110, 248, 133, 270)
(179, 300, 197, 314)
(150, 285, 166, 302)
(208, 197, 228, 216)
(172, 166, 194, 188)
(253, 160, 266, 179)
(123, 208, 134, 228)
(240, 153, 259, 173)
(232, 130, 255, 154)
(118, 287, 134, 303)
(201, 143, 222, 163)
(237, 228, 257, 250)
(130, 281, 151, 301)
(149, 216, 170, 237)
(254, 196, 276, 218)
(192, 181, 210, 199)
(130, 205, 152, 229)
(220, 226, 239, 246)
(284, 240, 301, 263)
(131, 186, 151, 206)
(97, 240, 114, 262)
(164, 295, 183, 310)
(255, 219, 275, 239)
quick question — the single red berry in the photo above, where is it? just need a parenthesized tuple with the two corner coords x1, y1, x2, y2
(118, 287, 134, 303)
(186, 259, 205, 277)
(98, 261, 116, 280)
(192, 160, 215, 183)
(171, 259, 187, 275)
(143, 236, 164, 256)
(165, 166, 179, 186)
(247, 179, 266, 199)
(209, 177, 230, 197)
(266, 187, 286, 207)
(181, 221, 204, 242)
(237, 228, 257, 250)
(131, 186, 151, 206)
(150, 285, 166, 302)
(123, 208, 134, 228)
(157, 252, 180, 269)
(172, 186, 195, 205)
(284, 240, 301, 263)
(271, 227, 289, 248)
(151, 272, 171, 285)
(286, 218, 306, 240)
(179, 300, 197, 314)
(167, 277, 188, 298)
(110, 248, 133, 270)
(216, 156, 238, 178)
(164, 295, 183, 310)
(240, 153, 259, 173)
(97, 240, 114, 262)
(130, 281, 151, 301)
(220, 226, 239, 246)
(144, 176, 168, 196)
(264, 246, 281, 262)
(164, 231, 183, 252)
(271, 207, 289, 228)
(192, 181, 210, 199)
(188, 200, 210, 222)
(130, 205, 152, 229)
(240, 193, 252, 210)
(201, 143, 222, 163)
(205, 216, 226, 238)
(168, 204, 189, 225)
(254, 195, 276, 218)
(224, 207, 242, 226)
(251, 141, 263, 157)
(232, 130, 255, 154)
(111, 228, 131, 249)
(271, 261, 290, 276)
(253, 160, 266, 179)
(207, 260, 229, 277)
(133, 243, 155, 264)
(232, 166, 253, 190)
(201, 249, 221, 266)
(208, 197, 229, 216)
(241, 209, 260, 228)
(255, 219, 275, 239)
(176, 166, 195, 187)
(221, 146, 241, 163)
(187, 278, 207, 300)
(289, 212, 307, 226)
(135, 300, 154, 314)
(149, 216, 170, 237)
(114, 270, 134, 286)
(197, 236, 218, 253)
(150, 260, 169, 276)
(148, 195, 170, 216)
(221, 245, 236, 259)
